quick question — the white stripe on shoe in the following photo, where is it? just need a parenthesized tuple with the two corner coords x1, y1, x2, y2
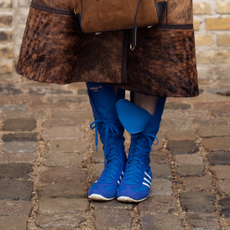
(145, 171, 152, 180)
(144, 177, 151, 184)
(143, 182, 151, 188)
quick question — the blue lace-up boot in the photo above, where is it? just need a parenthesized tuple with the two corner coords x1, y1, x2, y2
(116, 98, 166, 202)
(86, 83, 126, 201)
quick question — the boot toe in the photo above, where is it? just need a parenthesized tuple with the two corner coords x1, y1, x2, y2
(88, 182, 117, 200)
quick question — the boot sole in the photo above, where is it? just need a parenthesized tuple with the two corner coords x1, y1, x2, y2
(117, 196, 149, 203)
(88, 194, 116, 201)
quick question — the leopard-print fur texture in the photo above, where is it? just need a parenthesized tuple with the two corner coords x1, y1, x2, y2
(113, 27, 198, 97)
(17, 7, 124, 85)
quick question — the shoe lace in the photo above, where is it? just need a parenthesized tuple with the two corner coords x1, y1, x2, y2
(124, 130, 158, 184)
(90, 120, 121, 182)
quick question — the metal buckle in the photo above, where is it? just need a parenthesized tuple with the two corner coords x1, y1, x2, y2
(130, 44, 135, 51)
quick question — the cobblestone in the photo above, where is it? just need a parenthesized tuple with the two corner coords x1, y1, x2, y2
(36, 213, 86, 229)
(181, 176, 213, 192)
(2, 133, 38, 142)
(216, 180, 230, 196)
(0, 103, 26, 111)
(37, 183, 88, 198)
(42, 126, 84, 140)
(150, 163, 172, 179)
(167, 140, 199, 155)
(39, 198, 89, 213)
(175, 154, 203, 166)
(0, 216, 27, 230)
(0, 180, 33, 201)
(0, 152, 37, 164)
(176, 165, 205, 177)
(202, 137, 230, 151)
(165, 130, 196, 141)
(150, 179, 173, 196)
(2, 118, 36, 131)
(161, 119, 192, 131)
(48, 140, 88, 153)
(140, 214, 184, 230)
(0, 84, 23, 95)
(180, 192, 216, 213)
(2, 142, 37, 153)
(207, 151, 230, 165)
(219, 198, 230, 218)
(185, 213, 221, 230)
(197, 125, 230, 138)
(210, 165, 230, 180)
(41, 152, 84, 167)
(94, 209, 132, 230)
(0, 200, 32, 217)
(138, 196, 177, 215)
(37, 167, 88, 198)
(150, 150, 168, 164)
(0, 163, 32, 179)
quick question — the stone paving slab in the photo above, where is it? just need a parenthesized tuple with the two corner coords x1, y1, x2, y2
(150, 179, 173, 196)
(37, 184, 88, 198)
(180, 192, 216, 213)
(0, 216, 27, 230)
(219, 198, 230, 218)
(2, 133, 38, 142)
(140, 214, 184, 230)
(180, 176, 213, 192)
(39, 198, 89, 213)
(176, 165, 205, 177)
(0, 200, 32, 218)
(40, 152, 84, 167)
(2, 118, 36, 131)
(36, 213, 86, 229)
(207, 151, 230, 165)
(167, 140, 199, 155)
(0, 163, 33, 179)
(2, 141, 37, 153)
(197, 125, 230, 138)
(42, 126, 84, 141)
(185, 213, 221, 230)
(0, 152, 37, 164)
(202, 137, 230, 151)
(165, 130, 196, 141)
(0, 180, 34, 201)
(48, 140, 88, 153)
(138, 195, 177, 215)
(94, 209, 132, 230)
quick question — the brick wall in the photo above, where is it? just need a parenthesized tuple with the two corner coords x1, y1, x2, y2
(0, 0, 230, 81)
(194, 0, 230, 80)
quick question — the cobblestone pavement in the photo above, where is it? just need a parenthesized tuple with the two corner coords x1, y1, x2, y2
(0, 74, 230, 230)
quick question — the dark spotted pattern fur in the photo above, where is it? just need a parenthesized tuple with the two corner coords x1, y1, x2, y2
(167, 0, 193, 24)
(17, 0, 198, 97)
(17, 7, 124, 84)
(114, 28, 198, 97)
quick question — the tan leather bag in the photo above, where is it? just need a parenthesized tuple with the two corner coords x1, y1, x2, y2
(75, 0, 166, 48)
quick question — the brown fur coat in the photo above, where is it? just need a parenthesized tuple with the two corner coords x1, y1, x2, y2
(17, 0, 198, 97)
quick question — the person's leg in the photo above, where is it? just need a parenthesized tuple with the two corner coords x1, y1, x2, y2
(131, 92, 158, 115)
(86, 82, 126, 201)
(116, 92, 166, 202)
